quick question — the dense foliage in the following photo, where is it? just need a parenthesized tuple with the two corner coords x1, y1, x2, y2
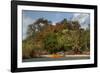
(22, 18, 90, 59)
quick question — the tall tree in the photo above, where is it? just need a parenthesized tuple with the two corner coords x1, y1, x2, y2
(27, 18, 52, 37)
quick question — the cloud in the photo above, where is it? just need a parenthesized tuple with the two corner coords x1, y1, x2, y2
(52, 22, 56, 25)
(22, 15, 34, 40)
(72, 13, 90, 29)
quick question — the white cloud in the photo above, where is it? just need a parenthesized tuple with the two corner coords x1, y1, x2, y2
(39, 23, 44, 27)
(52, 22, 56, 25)
(22, 15, 34, 40)
(72, 13, 90, 29)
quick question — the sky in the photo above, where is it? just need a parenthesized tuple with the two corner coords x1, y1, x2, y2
(22, 10, 90, 40)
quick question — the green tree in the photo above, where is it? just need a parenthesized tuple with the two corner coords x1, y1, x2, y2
(44, 33, 59, 54)
(79, 29, 90, 51)
(60, 18, 68, 25)
(22, 38, 34, 59)
(22, 18, 90, 57)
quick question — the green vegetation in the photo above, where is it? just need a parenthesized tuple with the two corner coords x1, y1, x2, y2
(22, 18, 90, 59)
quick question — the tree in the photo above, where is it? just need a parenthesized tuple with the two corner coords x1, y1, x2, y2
(56, 30, 73, 52)
(68, 30, 82, 54)
(60, 18, 68, 25)
(79, 29, 90, 51)
(72, 21, 80, 30)
(43, 33, 59, 54)
(27, 18, 52, 37)
(22, 38, 34, 59)
(56, 18, 68, 29)
(23, 18, 90, 57)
